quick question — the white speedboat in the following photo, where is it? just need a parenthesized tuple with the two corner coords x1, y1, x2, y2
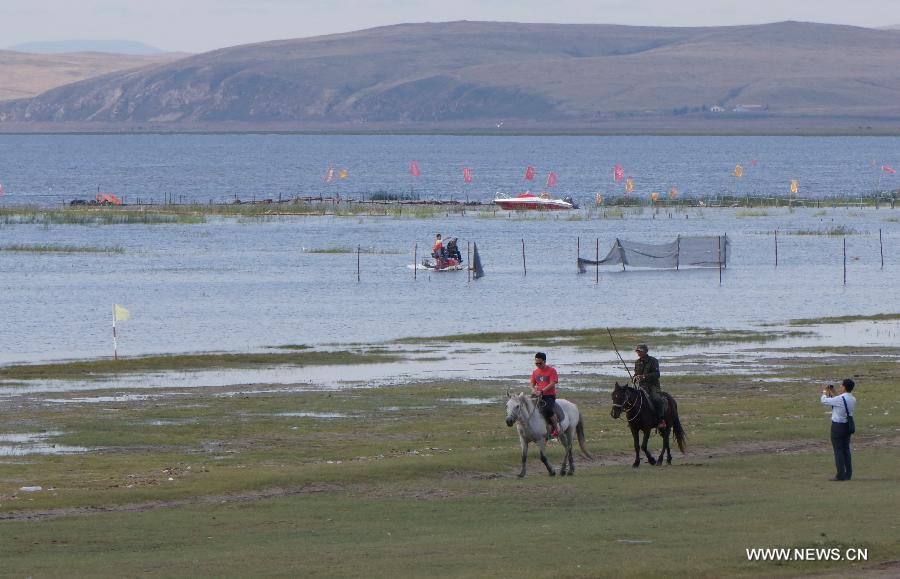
(493, 192, 576, 210)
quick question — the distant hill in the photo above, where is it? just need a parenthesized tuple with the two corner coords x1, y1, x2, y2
(0, 51, 188, 102)
(9, 40, 166, 55)
(3, 21, 900, 133)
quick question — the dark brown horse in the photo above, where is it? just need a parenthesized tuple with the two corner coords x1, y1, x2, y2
(610, 382, 686, 468)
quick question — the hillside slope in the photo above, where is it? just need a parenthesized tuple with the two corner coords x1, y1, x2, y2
(3, 21, 900, 132)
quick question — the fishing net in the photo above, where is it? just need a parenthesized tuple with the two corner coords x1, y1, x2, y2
(577, 236, 728, 272)
(471, 242, 485, 279)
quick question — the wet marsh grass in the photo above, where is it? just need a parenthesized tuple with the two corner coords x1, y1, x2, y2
(786, 312, 900, 325)
(0, 350, 402, 381)
(1, 330, 899, 576)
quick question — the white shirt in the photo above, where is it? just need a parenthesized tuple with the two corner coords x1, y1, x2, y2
(821, 392, 856, 423)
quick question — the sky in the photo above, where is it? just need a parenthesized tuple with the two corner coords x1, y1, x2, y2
(3, 0, 900, 53)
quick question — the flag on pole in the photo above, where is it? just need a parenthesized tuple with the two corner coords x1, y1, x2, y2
(651, 192, 659, 202)
(614, 164, 624, 182)
(338, 168, 347, 179)
(410, 160, 421, 177)
(325, 167, 334, 183)
(524, 165, 535, 181)
(625, 178, 634, 194)
(463, 167, 473, 183)
(790, 179, 799, 194)
(112, 304, 130, 360)
(734, 164, 743, 178)
(546, 171, 557, 188)
(669, 187, 678, 199)
(882, 165, 897, 174)
(114, 304, 130, 322)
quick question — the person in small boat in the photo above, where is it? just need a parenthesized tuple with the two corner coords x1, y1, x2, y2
(530, 352, 560, 438)
(433, 233, 446, 259)
(445, 237, 462, 263)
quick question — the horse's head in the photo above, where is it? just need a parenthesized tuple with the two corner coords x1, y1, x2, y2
(505, 391, 526, 427)
(610, 381, 627, 419)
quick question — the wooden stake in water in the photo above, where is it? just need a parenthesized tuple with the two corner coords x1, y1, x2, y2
(467, 242, 472, 283)
(577, 237, 580, 273)
(774, 230, 779, 267)
(522, 239, 527, 276)
(357, 245, 361, 283)
(595, 238, 599, 284)
(718, 235, 723, 285)
(843, 237, 847, 285)
(880, 228, 884, 269)
(676, 235, 680, 270)
(414, 242, 417, 280)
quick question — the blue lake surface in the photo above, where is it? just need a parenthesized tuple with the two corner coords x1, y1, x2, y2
(1, 134, 899, 206)
(0, 135, 898, 365)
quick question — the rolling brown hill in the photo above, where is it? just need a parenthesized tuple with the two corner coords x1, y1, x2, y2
(3, 21, 900, 133)
(0, 50, 187, 102)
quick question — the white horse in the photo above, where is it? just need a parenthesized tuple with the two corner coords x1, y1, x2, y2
(505, 391, 592, 478)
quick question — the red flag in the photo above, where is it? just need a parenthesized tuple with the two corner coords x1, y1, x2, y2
(524, 165, 535, 181)
(546, 171, 557, 188)
(882, 165, 896, 174)
(410, 160, 421, 177)
(463, 167, 472, 183)
(614, 164, 624, 182)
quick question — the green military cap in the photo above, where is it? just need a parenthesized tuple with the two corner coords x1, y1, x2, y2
(635, 344, 649, 352)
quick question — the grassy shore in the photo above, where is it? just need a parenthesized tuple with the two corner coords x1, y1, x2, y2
(0, 192, 896, 226)
(1, 324, 898, 577)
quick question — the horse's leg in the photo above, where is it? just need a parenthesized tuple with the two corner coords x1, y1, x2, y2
(656, 428, 668, 466)
(558, 431, 569, 475)
(631, 425, 641, 468)
(518, 438, 528, 478)
(567, 428, 576, 475)
(538, 439, 556, 476)
(641, 428, 656, 466)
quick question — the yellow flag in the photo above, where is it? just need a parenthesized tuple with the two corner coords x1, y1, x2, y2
(338, 168, 347, 179)
(790, 179, 798, 194)
(114, 304, 130, 322)
(734, 164, 743, 178)
(625, 178, 634, 193)
(669, 187, 678, 199)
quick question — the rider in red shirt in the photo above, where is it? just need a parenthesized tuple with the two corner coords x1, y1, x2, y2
(530, 352, 560, 437)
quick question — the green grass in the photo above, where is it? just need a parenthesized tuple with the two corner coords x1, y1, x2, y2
(303, 246, 404, 254)
(735, 209, 769, 217)
(0, 244, 124, 253)
(791, 225, 861, 236)
(0, 350, 402, 381)
(786, 313, 900, 325)
(1, 326, 899, 576)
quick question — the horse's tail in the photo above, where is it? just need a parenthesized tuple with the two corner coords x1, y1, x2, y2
(671, 404, 687, 454)
(576, 415, 592, 459)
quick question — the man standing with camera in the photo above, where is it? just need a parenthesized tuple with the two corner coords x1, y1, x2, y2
(821, 379, 857, 481)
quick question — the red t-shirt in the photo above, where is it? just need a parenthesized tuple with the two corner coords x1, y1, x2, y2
(531, 366, 558, 396)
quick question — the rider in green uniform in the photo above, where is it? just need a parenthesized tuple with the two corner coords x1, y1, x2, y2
(634, 344, 667, 429)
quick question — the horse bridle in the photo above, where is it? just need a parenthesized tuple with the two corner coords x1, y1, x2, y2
(612, 387, 643, 422)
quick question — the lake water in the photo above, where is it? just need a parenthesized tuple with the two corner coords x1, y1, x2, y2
(0, 135, 898, 365)
(1, 134, 899, 206)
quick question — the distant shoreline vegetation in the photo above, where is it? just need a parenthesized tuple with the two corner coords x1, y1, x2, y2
(0, 192, 896, 225)
(0, 244, 124, 254)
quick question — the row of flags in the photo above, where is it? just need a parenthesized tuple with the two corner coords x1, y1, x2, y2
(321, 160, 899, 195)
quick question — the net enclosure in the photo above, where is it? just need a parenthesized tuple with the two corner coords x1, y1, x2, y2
(577, 235, 728, 272)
